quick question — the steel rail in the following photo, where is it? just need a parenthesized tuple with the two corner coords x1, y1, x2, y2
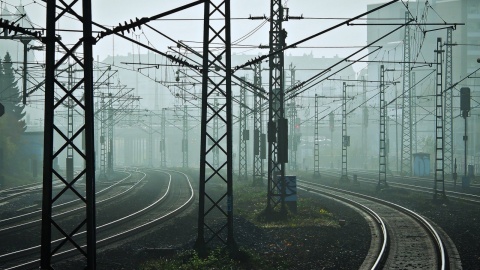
(299, 179, 447, 270)
(299, 184, 388, 269)
(320, 169, 480, 204)
(0, 170, 133, 228)
(1, 169, 194, 269)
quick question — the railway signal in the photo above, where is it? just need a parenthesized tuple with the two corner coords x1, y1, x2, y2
(460, 87, 470, 188)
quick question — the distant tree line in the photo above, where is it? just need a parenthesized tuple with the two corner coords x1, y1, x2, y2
(0, 52, 28, 186)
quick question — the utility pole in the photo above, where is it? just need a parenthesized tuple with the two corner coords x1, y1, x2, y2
(434, 37, 446, 200)
(196, 0, 235, 252)
(100, 93, 107, 179)
(329, 111, 334, 169)
(183, 105, 189, 168)
(340, 82, 350, 183)
(362, 76, 368, 169)
(154, 76, 159, 110)
(314, 94, 320, 176)
(444, 27, 454, 177)
(288, 63, 297, 172)
(252, 63, 264, 186)
(266, 0, 288, 217)
(21, 39, 31, 105)
(148, 113, 153, 168)
(412, 72, 417, 154)
(107, 99, 114, 174)
(378, 65, 388, 189)
(213, 98, 219, 168)
(161, 108, 167, 167)
(66, 66, 74, 184)
(238, 78, 248, 181)
(401, 11, 412, 177)
(41, 0, 96, 268)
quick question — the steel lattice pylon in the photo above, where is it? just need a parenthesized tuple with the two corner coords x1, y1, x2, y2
(329, 112, 334, 169)
(161, 108, 167, 167)
(66, 67, 74, 184)
(100, 93, 108, 179)
(266, 0, 287, 216)
(444, 27, 454, 176)
(362, 77, 368, 169)
(287, 102, 297, 171)
(41, 0, 96, 268)
(412, 72, 417, 154)
(253, 63, 264, 186)
(196, 0, 235, 251)
(288, 64, 297, 172)
(401, 12, 412, 176)
(340, 82, 349, 182)
(148, 114, 153, 168)
(107, 103, 114, 174)
(183, 105, 189, 168)
(314, 94, 320, 176)
(434, 37, 446, 200)
(213, 98, 219, 168)
(378, 65, 388, 189)
(238, 79, 248, 181)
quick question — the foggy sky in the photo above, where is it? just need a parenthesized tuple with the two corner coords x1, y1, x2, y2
(3, 0, 391, 72)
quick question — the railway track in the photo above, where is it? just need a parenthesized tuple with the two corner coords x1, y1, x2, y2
(0, 169, 194, 269)
(317, 169, 480, 204)
(298, 179, 456, 269)
(0, 170, 134, 231)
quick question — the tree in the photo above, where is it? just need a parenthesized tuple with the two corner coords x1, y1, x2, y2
(1, 52, 26, 132)
(0, 52, 27, 179)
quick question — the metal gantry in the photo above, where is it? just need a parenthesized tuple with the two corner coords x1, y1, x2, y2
(444, 27, 454, 176)
(196, 0, 235, 251)
(340, 82, 349, 182)
(401, 11, 412, 176)
(434, 37, 446, 199)
(378, 65, 388, 189)
(266, 0, 288, 216)
(238, 78, 248, 181)
(41, 0, 96, 268)
(252, 63, 264, 186)
(314, 94, 320, 176)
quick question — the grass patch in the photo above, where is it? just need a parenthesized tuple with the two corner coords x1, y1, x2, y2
(138, 174, 340, 269)
(234, 182, 339, 228)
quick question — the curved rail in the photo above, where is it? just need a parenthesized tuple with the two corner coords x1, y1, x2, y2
(0, 170, 135, 230)
(320, 169, 480, 204)
(299, 179, 447, 270)
(300, 184, 388, 269)
(1, 169, 194, 269)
